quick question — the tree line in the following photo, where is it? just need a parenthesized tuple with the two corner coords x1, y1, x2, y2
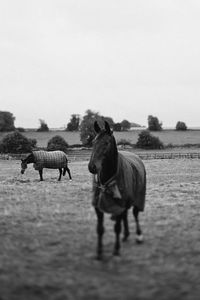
(66, 111, 134, 132)
(0, 110, 188, 133)
(0, 110, 133, 133)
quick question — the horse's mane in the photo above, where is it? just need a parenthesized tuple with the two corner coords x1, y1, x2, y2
(99, 131, 118, 184)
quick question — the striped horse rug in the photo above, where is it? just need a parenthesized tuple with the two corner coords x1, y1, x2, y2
(33, 150, 68, 170)
(93, 151, 146, 216)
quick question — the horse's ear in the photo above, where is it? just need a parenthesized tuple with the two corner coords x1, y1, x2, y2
(94, 121, 101, 133)
(105, 121, 112, 134)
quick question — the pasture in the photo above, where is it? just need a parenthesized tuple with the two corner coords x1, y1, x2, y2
(22, 129, 200, 147)
(1, 129, 200, 147)
(0, 157, 200, 299)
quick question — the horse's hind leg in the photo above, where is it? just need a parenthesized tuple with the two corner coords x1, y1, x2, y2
(122, 209, 130, 242)
(113, 214, 123, 256)
(58, 168, 62, 181)
(64, 166, 72, 180)
(133, 206, 143, 243)
(95, 208, 104, 260)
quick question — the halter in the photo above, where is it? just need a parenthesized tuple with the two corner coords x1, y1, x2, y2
(94, 171, 121, 199)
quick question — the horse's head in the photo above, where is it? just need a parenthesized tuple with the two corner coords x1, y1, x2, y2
(88, 121, 118, 181)
(21, 159, 27, 174)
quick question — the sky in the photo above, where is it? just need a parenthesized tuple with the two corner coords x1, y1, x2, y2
(0, 0, 200, 128)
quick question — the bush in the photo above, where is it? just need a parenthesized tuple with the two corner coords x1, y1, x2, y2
(16, 127, 25, 132)
(0, 131, 37, 153)
(47, 135, 69, 152)
(136, 130, 164, 149)
(176, 121, 187, 131)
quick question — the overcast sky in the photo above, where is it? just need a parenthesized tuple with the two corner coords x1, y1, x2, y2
(0, 0, 200, 128)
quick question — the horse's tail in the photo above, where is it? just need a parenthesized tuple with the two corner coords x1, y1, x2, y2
(138, 167, 146, 211)
(142, 168, 147, 200)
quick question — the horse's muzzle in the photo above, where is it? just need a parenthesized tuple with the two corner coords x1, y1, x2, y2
(88, 162, 97, 174)
(21, 169, 25, 174)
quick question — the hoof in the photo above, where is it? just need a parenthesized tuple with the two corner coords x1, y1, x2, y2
(112, 255, 121, 262)
(95, 254, 103, 261)
(136, 234, 144, 244)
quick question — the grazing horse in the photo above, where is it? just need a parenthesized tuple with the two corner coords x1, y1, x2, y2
(88, 121, 146, 259)
(21, 150, 72, 181)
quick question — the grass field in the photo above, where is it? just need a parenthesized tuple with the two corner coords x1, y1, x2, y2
(1, 129, 200, 147)
(0, 157, 199, 299)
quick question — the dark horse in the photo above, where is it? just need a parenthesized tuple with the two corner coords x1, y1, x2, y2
(88, 121, 146, 259)
(21, 151, 72, 181)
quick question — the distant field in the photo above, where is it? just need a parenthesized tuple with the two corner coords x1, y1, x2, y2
(1, 129, 200, 147)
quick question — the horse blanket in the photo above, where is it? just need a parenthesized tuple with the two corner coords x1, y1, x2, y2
(92, 151, 146, 216)
(33, 150, 68, 170)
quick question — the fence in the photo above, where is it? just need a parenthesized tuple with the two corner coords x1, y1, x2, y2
(67, 149, 200, 162)
(1, 150, 200, 162)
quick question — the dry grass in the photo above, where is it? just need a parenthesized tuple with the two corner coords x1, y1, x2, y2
(0, 158, 200, 300)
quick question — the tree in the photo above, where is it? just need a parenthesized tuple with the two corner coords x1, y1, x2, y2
(0, 111, 15, 132)
(176, 121, 187, 131)
(37, 119, 49, 132)
(0, 131, 37, 153)
(80, 110, 100, 146)
(148, 115, 162, 131)
(79, 110, 114, 146)
(113, 122, 122, 131)
(66, 114, 80, 131)
(103, 116, 115, 127)
(136, 130, 164, 149)
(121, 119, 131, 131)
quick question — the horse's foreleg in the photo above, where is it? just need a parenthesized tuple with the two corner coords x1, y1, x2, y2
(39, 170, 43, 181)
(133, 206, 143, 243)
(113, 214, 123, 256)
(58, 168, 62, 181)
(122, 209, 130, 242)
(95, 208, 104, 260)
